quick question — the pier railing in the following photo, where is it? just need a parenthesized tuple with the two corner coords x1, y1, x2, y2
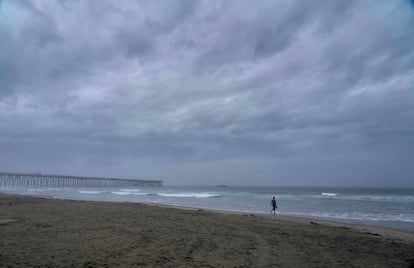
(0, 172, 162, 188)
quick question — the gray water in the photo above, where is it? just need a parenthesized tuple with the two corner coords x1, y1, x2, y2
(1, 186, 413, 231)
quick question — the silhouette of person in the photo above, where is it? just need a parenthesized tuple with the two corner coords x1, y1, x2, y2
(270, 196, 277, 214)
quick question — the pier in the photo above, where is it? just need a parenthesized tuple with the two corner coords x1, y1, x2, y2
(0, 172, 162, 188)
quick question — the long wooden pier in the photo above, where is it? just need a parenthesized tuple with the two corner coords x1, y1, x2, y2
(0, 172, 162, 188)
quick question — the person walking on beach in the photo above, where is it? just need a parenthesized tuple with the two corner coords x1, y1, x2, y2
(270, 196, 277, 214)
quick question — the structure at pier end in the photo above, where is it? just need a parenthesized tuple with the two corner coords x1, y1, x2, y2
(0, 172, 162, 188)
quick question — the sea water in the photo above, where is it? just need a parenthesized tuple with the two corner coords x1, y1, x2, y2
(1, 186, 413, 231)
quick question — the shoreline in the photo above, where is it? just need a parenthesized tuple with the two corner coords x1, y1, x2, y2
(145, 201, 414, 242)
(2, 190, 414, 233)
(1, 193, 413, 267)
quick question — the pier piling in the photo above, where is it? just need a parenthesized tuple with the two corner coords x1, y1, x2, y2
(0, 172, 162, 188)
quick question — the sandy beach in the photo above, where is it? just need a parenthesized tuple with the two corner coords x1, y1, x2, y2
(0, 193, 413, 267)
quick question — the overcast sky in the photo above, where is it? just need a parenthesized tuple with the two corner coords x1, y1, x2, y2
(0, 0, 413, 186)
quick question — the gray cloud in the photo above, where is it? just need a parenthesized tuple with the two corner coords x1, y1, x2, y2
(0, 0, 413, 186)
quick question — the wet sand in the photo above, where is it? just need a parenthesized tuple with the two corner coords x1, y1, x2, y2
(0, 193, 413, 267)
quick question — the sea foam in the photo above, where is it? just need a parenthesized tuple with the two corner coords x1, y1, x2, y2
(157, 192, 222, 198)
(111, 191, 147, 196)
(78, 190, 104, 194)
(321, 192, 338, 197)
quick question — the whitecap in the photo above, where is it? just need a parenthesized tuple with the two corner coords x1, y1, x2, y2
(119, 189, 141, 192)
(78, 190, 103, 194)
(321, 192, 338, 197)
(111, 191, 132, 195)
(157, 192, 222, 198)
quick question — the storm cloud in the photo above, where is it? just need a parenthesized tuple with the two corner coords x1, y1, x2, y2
(0, 0, 413, 186)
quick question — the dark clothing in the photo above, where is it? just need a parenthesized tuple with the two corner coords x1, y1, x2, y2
(271, 197, 277, 214)
(271, 199, 277, 209)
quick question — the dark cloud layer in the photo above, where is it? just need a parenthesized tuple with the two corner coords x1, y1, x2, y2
(0, 0, 413, 186)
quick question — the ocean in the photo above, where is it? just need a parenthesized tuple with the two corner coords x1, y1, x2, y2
(1, 185, 413, 231)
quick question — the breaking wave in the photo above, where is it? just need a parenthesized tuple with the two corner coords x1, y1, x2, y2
(78, 190, 104, 194)
(111, 191, 147, 196)
(321, 192, 338, 197)
(155, 192, 222, 198)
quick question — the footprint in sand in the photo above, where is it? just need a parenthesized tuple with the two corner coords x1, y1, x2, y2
(0, 219, 17, 225)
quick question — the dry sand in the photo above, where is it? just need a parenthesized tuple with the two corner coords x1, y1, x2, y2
(0, 193, 413, 267)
